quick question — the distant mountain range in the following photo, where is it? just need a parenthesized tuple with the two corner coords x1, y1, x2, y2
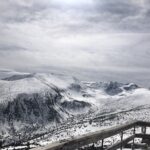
(0, 72, 150, 147)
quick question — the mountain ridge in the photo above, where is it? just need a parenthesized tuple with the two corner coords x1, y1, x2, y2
(0, 72, 149, 148)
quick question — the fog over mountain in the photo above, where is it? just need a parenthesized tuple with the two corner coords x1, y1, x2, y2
(0, 0, 150, 86)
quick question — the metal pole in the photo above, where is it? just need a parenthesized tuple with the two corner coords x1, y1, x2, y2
(120, 131, 123, 150)
(132, 126, 136, 150)
(102, 139, 104, 150)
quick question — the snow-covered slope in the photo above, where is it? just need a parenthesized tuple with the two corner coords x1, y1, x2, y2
(0, 72, 150, 148)
(0, 73, 77, 102)
(0, 73, 92, 126)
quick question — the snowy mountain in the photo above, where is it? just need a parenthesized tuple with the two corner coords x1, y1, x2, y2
(0, 73, 92, 128)
(0, 72, 150, 148)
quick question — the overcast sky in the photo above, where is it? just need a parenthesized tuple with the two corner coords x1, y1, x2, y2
(0, 0, 150, 86)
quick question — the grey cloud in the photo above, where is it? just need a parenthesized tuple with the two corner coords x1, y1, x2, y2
(95, 0, 140, 16)
(0, 0, 56, 23)
(0, 44, 27, 52)
(1, 0, 150, 33)
(84, 0, 150, 32)
(0, 0, 150, 86)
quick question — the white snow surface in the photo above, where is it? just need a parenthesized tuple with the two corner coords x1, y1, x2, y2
(1, 72, 150, 120)
(0, 73, 77, 103)
(0, 72, 150, 149)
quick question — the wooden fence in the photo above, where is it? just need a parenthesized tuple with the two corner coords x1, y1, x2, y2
(34, 121, 150, 150)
